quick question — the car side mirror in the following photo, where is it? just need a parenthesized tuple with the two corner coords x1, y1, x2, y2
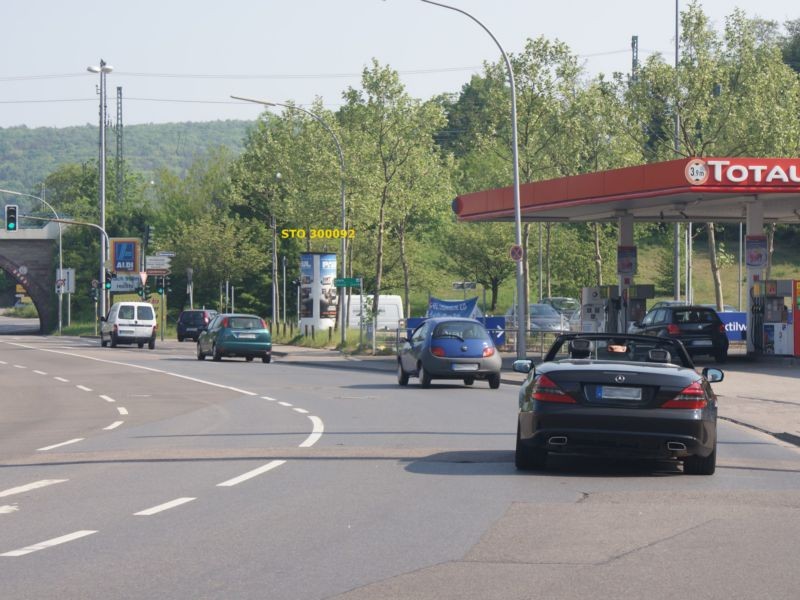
(512, 359, 533, 374)
(702, 367, 724, 383)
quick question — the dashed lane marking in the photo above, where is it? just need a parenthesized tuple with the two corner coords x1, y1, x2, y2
(0, 479, 68, 499)
(76, 385, 92, 392)
(134, 497, 196, 516)
(216, 460, 286, 487)
(116, 406, 128, 416)
(1, 530, 97, 557)
(103, 421, 124, 430)
(37, 438, 84, 452)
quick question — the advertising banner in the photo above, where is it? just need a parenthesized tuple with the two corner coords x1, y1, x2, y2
(299, 254, 313, 319)
(426, 297, 479, 318)
(319, 253, 338, 320)
(745, 235, 768, 268)
(617, 246, 637, 276)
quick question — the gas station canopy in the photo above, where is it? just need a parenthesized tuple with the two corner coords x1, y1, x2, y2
(452, 157, 800, 224)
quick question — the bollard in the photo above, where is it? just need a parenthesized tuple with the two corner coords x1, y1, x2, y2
(311, 325, 316, 340)
(328, 327, 332, 343)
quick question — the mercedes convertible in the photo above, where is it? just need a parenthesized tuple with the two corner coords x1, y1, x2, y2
(513, 333, 724, 475)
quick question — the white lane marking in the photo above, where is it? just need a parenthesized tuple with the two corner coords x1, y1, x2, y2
(54, 376, 69, 383)
(37, 438, 84, 452)
(293, 408, 309, 414)
(103, 421, 124, 430)
(299, 416, 324, 448)
(0, 505, 19, 514)
(278, 401, 293, 407)
(1, 530, 97, 557)
(100, 395, 115, 403)
(0, 479, 68, 499)
(116, 406, 128, 416)
(134, 497, 196, 516)
(0, 360, 6, 364)
(33, 370, 47, 375)
(261, 396, 277, 402)
(216, 460, 286, 487)
(76, 385, 92, 392)
(13, 364, 26, 369)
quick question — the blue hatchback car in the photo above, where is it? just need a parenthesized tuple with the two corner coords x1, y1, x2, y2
(197, 313, 272, 363)
(397, 317, 502, 389)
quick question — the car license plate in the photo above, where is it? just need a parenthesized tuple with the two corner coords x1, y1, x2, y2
(692, 340, 712, 347)
(186, 327, 197, 332)
(452, 363, 479, 372)
(238, 333, 256, 339)
(599, 385, 642, 401)
(119, 329, 134, 336)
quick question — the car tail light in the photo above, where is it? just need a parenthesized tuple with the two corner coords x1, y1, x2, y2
(204, 315, 210, 324)
(667, 324, 680, 335)
(662, 381, 707, 409)
(482, 346, 495, 357)
(260, 319, 269, 331)
(718, 324, 726, 334)
(152, 325, 157, 335)
(222, 318, 229, 328)
(431, 346, 446, 357)
(531, 374, 576, 404)
(113, 324, 118, 334)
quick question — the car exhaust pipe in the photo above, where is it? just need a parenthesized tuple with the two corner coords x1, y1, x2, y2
(548, 436, 568, 446)
(667, 441, 687, 452)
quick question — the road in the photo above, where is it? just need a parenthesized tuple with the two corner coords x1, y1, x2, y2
(1, 333, 799, 599)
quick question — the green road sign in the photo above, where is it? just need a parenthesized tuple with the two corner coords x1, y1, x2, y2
(334, 277, 360, 288)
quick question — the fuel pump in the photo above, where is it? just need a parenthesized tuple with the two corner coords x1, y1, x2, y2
(581, 286, 621, 333)
(752, 280, 796, 355)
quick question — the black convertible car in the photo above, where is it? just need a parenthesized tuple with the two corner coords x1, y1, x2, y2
(513, 333, 724, 475)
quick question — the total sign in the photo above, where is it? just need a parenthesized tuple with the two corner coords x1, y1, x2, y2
(685, 158, 800, 186)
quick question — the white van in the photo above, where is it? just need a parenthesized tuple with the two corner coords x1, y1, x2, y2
(346, 294, 404, 331)
(100, 301, 157, 349)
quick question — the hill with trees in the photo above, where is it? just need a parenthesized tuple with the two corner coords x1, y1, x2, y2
(0, 120, 252, 192)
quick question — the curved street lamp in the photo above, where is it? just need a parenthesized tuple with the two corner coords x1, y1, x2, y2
(0, 188, 63, 334)
(87, 59, 113, 318)
(231, 95, 348, 347)
(419, 0, 526, 358)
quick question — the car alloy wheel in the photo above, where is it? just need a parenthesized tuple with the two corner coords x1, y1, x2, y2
(463, 376, 475, 386)
(110, 333, 118, 348)
(398, 362, 409, 386)
(100, 333, 108, 348)
(212, 343, 222, 361)
(196, 343, 205, 361)
(262, 354, 271, 364)
(148, 337, 156, 350)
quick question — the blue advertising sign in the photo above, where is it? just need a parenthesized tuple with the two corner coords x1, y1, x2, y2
(719, 312, 747, 342)
(111, 238, 139, 273)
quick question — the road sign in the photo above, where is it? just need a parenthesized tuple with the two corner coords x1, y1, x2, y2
(509, 244, 523, 261)
(146, 268, 170, 276)
(453, 281, 477, 290)
(56, 268, 75, 294)
(156, 250, 176, 257)
(109, 274, 141, 293)
(334, 277, 360, 288)
(146, 255, 172, 269)
(91, 279, 99, 289)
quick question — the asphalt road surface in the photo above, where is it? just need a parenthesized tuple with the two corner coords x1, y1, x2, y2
(1, 333, 799, 600)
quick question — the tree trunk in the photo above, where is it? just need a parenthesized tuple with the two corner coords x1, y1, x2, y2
(765, 222, 777, 280)
(707, 222, 724, 310)
(491, 277, 499, 312)
(593, 223, 603, 285)
(398, 225, 410, 321)
(372, 193, 387, 351)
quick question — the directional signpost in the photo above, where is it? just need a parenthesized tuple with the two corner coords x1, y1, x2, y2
(334, 277, 360, 288)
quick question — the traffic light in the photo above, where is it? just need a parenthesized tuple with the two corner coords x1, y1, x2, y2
(89, 287, 99, 302)
(5, 204, 18, 231)
(164, 275, 171, 293)
(156, 277, 164, 295)
(103, 270, 116, 290)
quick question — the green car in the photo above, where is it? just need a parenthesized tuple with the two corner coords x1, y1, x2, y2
(197, 313, 272, 363)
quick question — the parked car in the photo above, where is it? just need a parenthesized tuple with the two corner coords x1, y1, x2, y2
(100, 301, 157, 349)
(506, 303, 567, 331)
(628, 305, 729, 363)
(700, 303, 738, 312)
(539, 297, 580, 319)
(397, 317, 502, 389)
(177, 309, 218, 342)
(512, 333, 723, 474)
(197, 313, 272, 363)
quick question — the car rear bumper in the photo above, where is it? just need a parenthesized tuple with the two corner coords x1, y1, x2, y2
(518, 406, 716, 459)
(217, 341, 272, 357)
(420, 354, 502, 378)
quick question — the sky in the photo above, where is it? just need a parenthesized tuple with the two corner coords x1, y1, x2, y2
(0, 0, 797, 129)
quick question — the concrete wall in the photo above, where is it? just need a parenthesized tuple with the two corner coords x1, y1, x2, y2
(0, 234, 57, 333)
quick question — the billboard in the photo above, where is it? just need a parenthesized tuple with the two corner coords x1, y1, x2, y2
(110, 238, 140, 273)
(299, 253, 337, 329)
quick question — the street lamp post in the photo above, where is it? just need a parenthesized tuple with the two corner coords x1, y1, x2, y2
(231, 95, 348, 348)
(88, 60, 113, 319)
(419, 1, 525, 358)
(0, 188, 63, 334)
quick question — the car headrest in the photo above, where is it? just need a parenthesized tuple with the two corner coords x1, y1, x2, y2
(647, 348, 672, 363)
(569, 338, 593, 359)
